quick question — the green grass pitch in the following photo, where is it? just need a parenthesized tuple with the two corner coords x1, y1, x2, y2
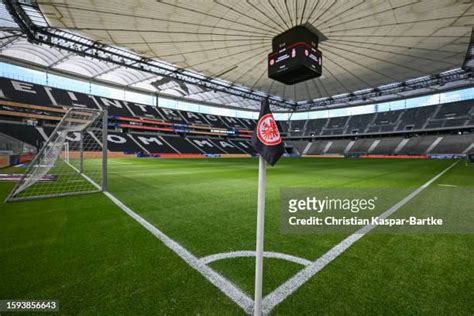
(0, 158, 473, 315)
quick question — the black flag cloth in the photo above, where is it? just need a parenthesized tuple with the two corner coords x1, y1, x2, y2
(252, 98, 285, 166)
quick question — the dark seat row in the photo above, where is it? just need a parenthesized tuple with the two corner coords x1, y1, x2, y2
(0, 77, 256, 131)
(294, 133, 474, 155)
(287, 100, 473, 137)
(0, 122, 256, 155)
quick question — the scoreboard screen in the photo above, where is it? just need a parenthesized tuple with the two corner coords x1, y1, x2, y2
(268, 42, 323, 85)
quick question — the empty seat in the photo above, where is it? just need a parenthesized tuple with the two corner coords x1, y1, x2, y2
(0, 123, 45, 149)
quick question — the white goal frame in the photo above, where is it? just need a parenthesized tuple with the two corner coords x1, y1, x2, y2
(5, 107, 108, 202)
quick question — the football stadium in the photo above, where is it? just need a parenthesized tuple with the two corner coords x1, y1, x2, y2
(0, 0, 473, 315)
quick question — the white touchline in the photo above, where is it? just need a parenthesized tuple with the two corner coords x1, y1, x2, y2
(69, 161, 254, 313)
(104, 192, 255, 313)
(261, 160, 459, 314)
(70, 159, 460, 314)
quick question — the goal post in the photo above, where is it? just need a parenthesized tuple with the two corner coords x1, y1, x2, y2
(468, 152, 474, 164)
(5, 107, 108, 202)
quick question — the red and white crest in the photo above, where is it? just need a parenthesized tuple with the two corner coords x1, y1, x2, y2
(256, 113, 282, 146)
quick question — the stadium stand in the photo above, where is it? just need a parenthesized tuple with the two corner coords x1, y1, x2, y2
(220, 116, 249, 129)
(1, 76, 473, 157)
(156, 108, 186, 124)
(200, 114, 228, 129)
(129, 133, 177, 154)
(305, 119, 327, 136)
(323, 117, 349, 135)
(289, 99, 473, 137)
(434, 101, 473, 119)
(370, 138, 406, 155)
(344, 114, 374, 134)
(430, 134, 474, 154)
(347, 138, 375, 154)
(106, 133, 144, 153)
(398, 136, 440, 155)
(305, 140, 330, 155)
(211, 139, 248, 154)
(288, 141, 310, 155)
(396, 106, 435, 131)
(127, 102, 163, 119)
(326, 139, 351, 154)
(176, 110, 206, 125)
(288, 120, 306, 136)
(41, 126, 104, 152)
(160, 135, 202, 154)
(0, 121, 45, 150)
(367, 111, 402, 133)
(277, 121, 289, 136)
(291, 134, 474, 157)
(230, 140, 256, 155)
(186, 137, 227, 154)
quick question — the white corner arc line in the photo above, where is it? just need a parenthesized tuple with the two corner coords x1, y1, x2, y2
(68, 161, 254, 313)
(262, 160, 460, 314)
(200, 251, 312, 266)
(104, 192, 254, 313)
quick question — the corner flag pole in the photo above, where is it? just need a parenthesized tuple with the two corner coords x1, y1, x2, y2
(252, 97, 284, 315)
(254, 155, 266, 316)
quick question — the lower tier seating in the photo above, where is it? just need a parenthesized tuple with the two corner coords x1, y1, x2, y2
(0, 122, 255, 156)
(0, 122, 45, 150)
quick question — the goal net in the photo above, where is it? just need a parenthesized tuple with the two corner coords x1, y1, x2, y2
(6, 107, 108, 202)
(468, 153, 474, 164)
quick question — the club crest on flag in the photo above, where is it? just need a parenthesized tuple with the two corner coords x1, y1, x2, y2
(252, 98, 285, 166)
(256, 113, 282, 146)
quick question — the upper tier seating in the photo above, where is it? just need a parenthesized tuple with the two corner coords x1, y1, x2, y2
(345, 114, 374, 134)
(1, 77, 473, 145)
(397, 106, 435, 130)
(288, 120, 306, 136)
(367, 111, 402, 133)
(0, 77, 256, 134)
(305, 119, 327, 136)
(424, 121, 444, 129)
(435, 101, 473, 119)
(443, 118, 468, 127)
(322, 116, 348, 135)
(295, 100, 473, 137)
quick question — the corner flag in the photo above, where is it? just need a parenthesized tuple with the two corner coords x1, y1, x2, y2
(251, 98, 285, 166)
(252, 98, 284, 315)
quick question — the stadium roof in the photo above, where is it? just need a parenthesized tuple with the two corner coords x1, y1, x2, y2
(1, 0, 473, 111)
